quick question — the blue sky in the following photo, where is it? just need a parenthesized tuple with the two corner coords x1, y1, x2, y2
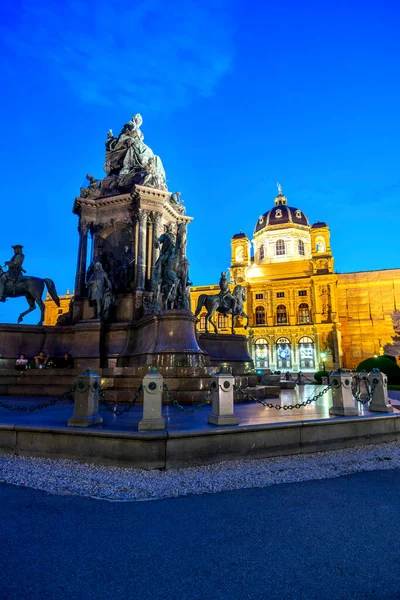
(0, 0, 399, 324)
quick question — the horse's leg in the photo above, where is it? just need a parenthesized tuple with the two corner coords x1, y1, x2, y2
(209, 303, 219, 334)
(18, 296, 36, 324)
(241, 311, 250, 330)
(36, 297, 46, 326)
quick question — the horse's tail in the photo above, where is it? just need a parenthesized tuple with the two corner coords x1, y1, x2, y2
(44, 278, 60, 307)
(194, 294, 207, 317)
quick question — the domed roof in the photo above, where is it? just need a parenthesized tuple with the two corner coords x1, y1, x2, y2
(232, 232, 247, 239)
(255, 205, 309, 233)
(311, 221, 327, 229)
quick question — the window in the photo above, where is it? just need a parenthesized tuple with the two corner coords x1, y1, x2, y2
(218, 314, 228, 329)
(58, 309, 63, 314)
(295, 210, 302, 219)
(254, 338, 269, 368)
(259, 245, 264, 260)
(298, 290, 307, 296)
(255, 306, 266, 325)
(199, 314, 206, 330)
(276, 239, 286, 255)
(275, 209, 282, 218)
(255, 293, 264, 300)
(235, 246, 244, 262)
(298, 239, 305, 256)
(298, 336, 315, 369)
(276, 292, 285, 298)
(276, 304, 287, 324)
(315, 236, 326, 253)
(298, 303, 310, 323)
(276, 337, 291, 369)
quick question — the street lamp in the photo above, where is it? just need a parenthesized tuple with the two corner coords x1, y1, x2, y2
(320, 352, 327, 371)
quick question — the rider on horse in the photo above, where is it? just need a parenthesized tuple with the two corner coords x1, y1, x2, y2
(218, 272, 236, 313)
(0, 245, 26, 302)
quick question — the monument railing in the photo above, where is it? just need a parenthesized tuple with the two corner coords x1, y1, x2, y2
(0, 385, 76, 413)
(98, 385, 143, 417)
(234, 382, 333, 410)
(162, 381, 215, 415)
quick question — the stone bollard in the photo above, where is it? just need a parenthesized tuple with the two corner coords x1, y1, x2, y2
(356, 371, 370, 401)
(329, 370, 358, 416)
(68, 367, 103, 427)
(368, 369, 393, 413)
(138, 367, 165, 431)
(208, 369, 239, 426)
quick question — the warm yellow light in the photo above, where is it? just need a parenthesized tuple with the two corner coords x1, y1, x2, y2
(374, 354, 378, 358)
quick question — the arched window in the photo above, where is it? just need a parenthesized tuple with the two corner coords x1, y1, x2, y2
(276, 337, 291, 369)
(218, 314, 228, 329)
(259, 245, 265, 260)
(298, 239, 305, 256)
(276, 304, 287, 324)
(276, 239, 286, 256)
(298, 336, 315, 369)
(298, 303, 310, 323)
(199, 314, 206, 330)
(235, 246, 244, 263)
(254, 338, 269, 368)
(315, 236, 326, 253)
(255, 306, 265, 325)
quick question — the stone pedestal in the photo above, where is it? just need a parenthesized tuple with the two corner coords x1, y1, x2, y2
(138, 367, 165, 430)
(208, 371, 239, 426)
(329, 370, 358, 416)
(68, 368, 103, 427)
(198, 333, 253, 375)
(368, 369, 393, 413)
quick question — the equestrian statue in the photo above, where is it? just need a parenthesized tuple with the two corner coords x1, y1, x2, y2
(194, 271, 249, 334)
(0, 245, 60, 325)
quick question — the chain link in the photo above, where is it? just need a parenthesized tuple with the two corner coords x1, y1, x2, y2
(0, 385, 76, 413)
(234, 382, 332, 409)
(99, 385, 143, 417)
(351, 374, 377, 406)
(163, 382, 214, 414)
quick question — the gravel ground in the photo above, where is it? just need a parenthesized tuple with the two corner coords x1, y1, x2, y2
(1, 442, 400, 501)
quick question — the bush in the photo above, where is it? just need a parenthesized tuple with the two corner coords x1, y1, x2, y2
(314, 370, 330, 383)
(356, 356, 400, 385)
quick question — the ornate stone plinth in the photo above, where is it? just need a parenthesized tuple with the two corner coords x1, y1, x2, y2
(118, 310, 209, 369)
(198, 333, 253, 375)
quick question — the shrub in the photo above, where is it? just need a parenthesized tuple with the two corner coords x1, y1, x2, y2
(314, 370, 330, 383)
(356, 356, 400, 385)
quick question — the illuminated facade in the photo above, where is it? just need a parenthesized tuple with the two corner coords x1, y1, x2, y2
(191, 189, 400, 371)
(45, 189, 400, 370)
(44, 290, 72, 326)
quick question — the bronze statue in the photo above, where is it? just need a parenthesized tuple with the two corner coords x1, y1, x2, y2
(115, 246, 135, 290)
(169, 192, 185, 214)
(218, 271, 237, 314)
(194, 276, 249, 334)
(151, 222, 191, 310)
(80, 174, 100, 198)
(87, 262, 113, 320)
(0, 245, 59, 325)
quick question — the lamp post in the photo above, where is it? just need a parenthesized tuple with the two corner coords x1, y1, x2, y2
(320, 352, 327, 372)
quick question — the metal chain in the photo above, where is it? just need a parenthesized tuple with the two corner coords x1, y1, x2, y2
(0, 385, 76, 413)
(234, 382, 332, 410)
(163, 382, 215, 415)
(99, 385, 143, 417)
(351, 374, 377, 406)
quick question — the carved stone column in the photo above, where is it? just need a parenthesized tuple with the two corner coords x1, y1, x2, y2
(75, 221, 89, 297)
(136, 210, 148, 291)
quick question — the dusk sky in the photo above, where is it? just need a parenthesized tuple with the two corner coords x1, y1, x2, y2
(0, 0, 399, 324)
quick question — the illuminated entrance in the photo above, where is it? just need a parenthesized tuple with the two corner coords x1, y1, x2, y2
(298, 336, 315, 369)
(254, 338, 269, 368)
(276, 337, 291, 369)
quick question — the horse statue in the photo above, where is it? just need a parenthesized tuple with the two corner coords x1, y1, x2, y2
(194, 285, 249, 334)
(152, 222, 190, 311)
(0, 265, 60, 325)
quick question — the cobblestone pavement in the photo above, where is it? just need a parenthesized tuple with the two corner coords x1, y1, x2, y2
(2, 440, 400, 501)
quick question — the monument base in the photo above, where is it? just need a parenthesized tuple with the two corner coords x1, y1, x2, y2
(198, 333, 253, 375)
(138, 418, 166, 431)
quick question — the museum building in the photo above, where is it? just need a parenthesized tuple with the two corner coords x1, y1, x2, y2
(190, 188, 400, 371)
(45, 187, 400, 372)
